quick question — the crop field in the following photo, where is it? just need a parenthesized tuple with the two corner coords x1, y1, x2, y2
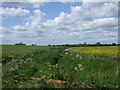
(1, 45, 119, 88)
(71, 46, 119, 56)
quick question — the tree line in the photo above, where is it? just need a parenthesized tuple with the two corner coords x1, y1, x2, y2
(48, 42, 118, 47)
(14, 42, 119, 47)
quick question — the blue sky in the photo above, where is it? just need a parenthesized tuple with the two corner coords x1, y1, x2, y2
(2, 2, 82, 29)
(0, 1, 118, 45)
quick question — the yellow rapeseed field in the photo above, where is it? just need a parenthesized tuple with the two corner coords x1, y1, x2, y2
(71, 46, 119, 56)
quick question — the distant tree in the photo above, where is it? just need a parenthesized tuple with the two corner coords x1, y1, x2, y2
(84, 42, 86, 45)
(95, 42, 101, 46)
(31, 44, 34, 46)
(112, 43, 116, 46)
(15, 42, 26, 45)
(31, 44, 36, 46)
(82, 42, 87, 46)
(48, 45, 51, 46)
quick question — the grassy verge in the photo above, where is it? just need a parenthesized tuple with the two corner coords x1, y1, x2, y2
(2, 45, 118, 88)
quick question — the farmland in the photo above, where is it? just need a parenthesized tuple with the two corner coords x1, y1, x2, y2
(71, 46, 118, 56)
(1, 45, 119, 88)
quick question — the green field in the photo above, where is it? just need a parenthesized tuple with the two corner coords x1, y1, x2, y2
(1, 45, 119, 88)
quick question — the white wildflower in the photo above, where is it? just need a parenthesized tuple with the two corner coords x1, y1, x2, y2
(74, 67, 77, 70)
(64, 49, 69, 51)
(79, 67, 84, 71)
(78, 64, 82, 67)
(48, 65, 52, 67)
(60, 71, 62, 74)
(55, 66, 57, 68)
(76, 54, 79, 57)
(79, 57, 82, 59)
(42, 75, 46, 78)
(49, 68, 52, 70)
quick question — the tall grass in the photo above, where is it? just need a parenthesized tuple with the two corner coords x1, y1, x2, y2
(2, 45, 118, 88)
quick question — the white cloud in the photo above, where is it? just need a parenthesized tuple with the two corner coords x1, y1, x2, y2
(92, 3, 117, 17)
(0, 0, 119, 2)
(82, 0, 118, 2)
(33, 3, 41, 8)
(83, 2, 118, 17)
(0, 27, 14, 44)
(0, 7, 30, 17)
(1, 0, 118, 9)
(12, 9, 46, 38)
(82, 18, 117, 31)
(1, 0, 45, 8)
(2, 2, 118, 44)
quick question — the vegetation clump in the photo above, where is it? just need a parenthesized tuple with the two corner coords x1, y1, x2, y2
(2, 45, 118, 88)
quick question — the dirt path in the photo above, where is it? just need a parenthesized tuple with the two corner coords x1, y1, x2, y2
(31, 77, 85, 88)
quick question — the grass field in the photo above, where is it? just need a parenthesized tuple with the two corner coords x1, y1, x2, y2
(1, 45, 119, 88)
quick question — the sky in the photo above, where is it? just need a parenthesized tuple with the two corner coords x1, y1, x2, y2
(0, 0, 119, 45)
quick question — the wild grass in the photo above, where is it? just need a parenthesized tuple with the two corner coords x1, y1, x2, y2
(2, 45, 119, 88)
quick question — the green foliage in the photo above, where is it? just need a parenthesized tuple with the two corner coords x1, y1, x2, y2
(15, 42, 26, 45)
(95, 42, 101, 45)
(2, 45, 118, 88)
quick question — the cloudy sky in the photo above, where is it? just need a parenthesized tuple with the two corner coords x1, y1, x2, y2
(0, 0, 118, 45)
